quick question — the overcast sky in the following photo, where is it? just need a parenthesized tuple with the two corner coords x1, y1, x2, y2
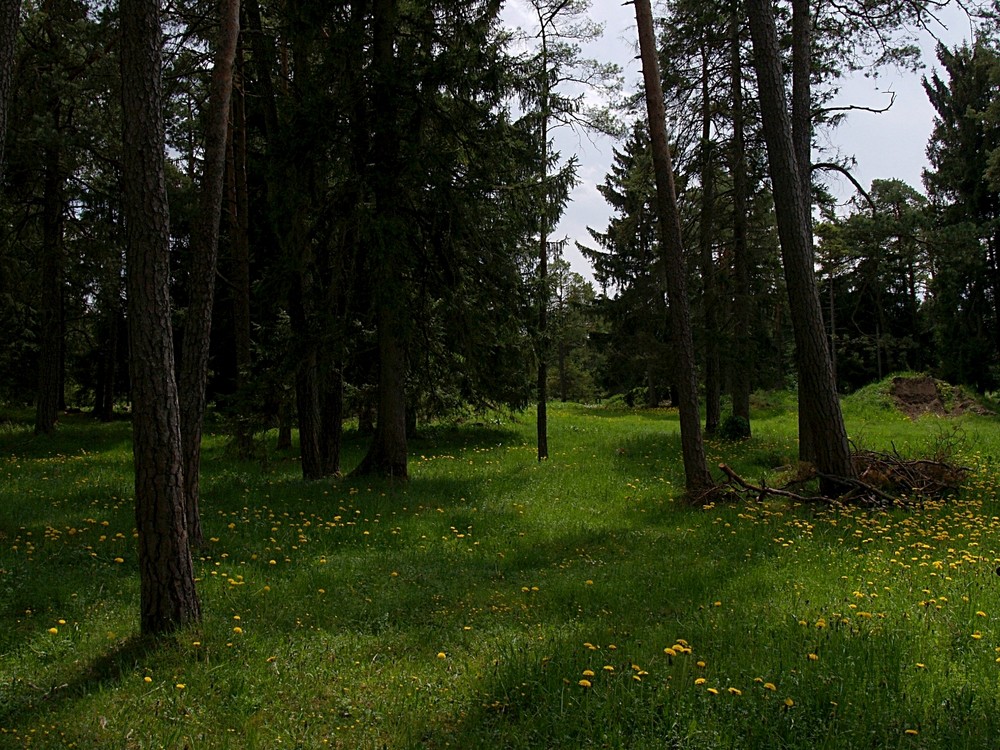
(501, 1, 977, 282)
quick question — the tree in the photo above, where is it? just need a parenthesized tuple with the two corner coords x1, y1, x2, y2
(0, 0, 20, 182)
(515, 0, 620, 460)
(120, 0, 200, 634)
(747, 0, 854, 490)
(177, 0, 241, 547)
(634, 0, 713, 494)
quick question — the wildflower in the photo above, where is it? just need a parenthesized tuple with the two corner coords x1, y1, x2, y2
(972, 632, 983, 640)
(585, 580, 594, 585)
(437, 652, 446, 659)
(664, 647, 677, 657)
(143, 676, 152, 683)
(176, 684, 186, 690)
(114, 557, 124, 564)
(706, 687, 719, 695)
(916, 663, 926, 669)
(763, 682, 777, 691)
(728, 687, 742, 696)
(694, 677, 707, 686)
(578, 679, 592, 688)
(632, 675, 641, 682)
(582, 670, 595, 677)
(904, 729, 919, 736)
(603, 665, 614, 672)
(47, 627, 58, 634)
(977, 611, 987, 617)
(233, 627, 243, 634)
(784, 697, 794, 707)
(696, 661, 706, 668)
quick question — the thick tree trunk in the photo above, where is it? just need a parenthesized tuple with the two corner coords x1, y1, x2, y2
(747, 0, 854, 491)
(0, 0, 20, 182)
(634, 0, 713, 495)
(121, 0, 200, 635)
(729, 11, 752, 427)
(35, 145, 64, 435)
(178, 0, 241, 548)
(320, 362, 343, 476)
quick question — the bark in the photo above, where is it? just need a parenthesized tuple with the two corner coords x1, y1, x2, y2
(747, 0, 854, 490)
(634, 0, 713, 494)
(178, 0, 241, 548)
(353, 0, 408, 479)
(320, 363, 343, 476)
(35, 145, 64, 435)
(228, 38, 254, 458)
(729, 11, 751, 426)
(94, 303, 120, 422)
(791, 0, 814, 462)
(0, 0, 20, 182)
(698, 41, 720, 435)
(120, 0, 200, 634)
(536, 20, 551, 462)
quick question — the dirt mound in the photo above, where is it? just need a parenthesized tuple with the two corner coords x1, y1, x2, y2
(889, 375, 990, 419)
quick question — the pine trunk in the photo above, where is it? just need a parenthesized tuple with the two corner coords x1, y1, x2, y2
(35, 145, 64, 435)
(747, 0, 854, 491)
(699, 43, 720, 435)
(634, 0, 713, 495)
(0, 0, 20, 181)
(178, 0, 241, 547)
(121, 0, 201, 635)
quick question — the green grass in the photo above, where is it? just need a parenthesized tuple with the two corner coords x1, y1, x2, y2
(2, 394, 1000, 748)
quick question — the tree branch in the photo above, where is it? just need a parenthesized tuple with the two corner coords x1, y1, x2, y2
(812, 162, 876, 209)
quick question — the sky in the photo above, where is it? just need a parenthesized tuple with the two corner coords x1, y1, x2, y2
(501, 1, 978, 283)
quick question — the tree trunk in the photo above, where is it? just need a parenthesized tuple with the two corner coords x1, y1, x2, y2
(747, 0, 854, 491)
(320, 361, 343, 476)
(698, 41, 720, 435)
(35, 145, 64, 435)
(121, 0, 201, 635)
(178, 0, 241, 548)
(729, 11, 752, 427)
(791, 0, 815, 463)
(0, 0, 20, 182)
(228, 37, 255, 459)
(634, 0, 713, 495)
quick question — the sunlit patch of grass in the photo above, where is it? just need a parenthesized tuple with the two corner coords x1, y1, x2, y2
(2, 401, 1000, 747)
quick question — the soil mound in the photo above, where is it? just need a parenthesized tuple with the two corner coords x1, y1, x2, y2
(889, 375, 989, 419)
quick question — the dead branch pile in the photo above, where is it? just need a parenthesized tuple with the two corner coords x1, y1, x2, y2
(707, 450, 970, 507)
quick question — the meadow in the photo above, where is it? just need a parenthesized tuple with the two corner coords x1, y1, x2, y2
(2, 383, 1000, 748)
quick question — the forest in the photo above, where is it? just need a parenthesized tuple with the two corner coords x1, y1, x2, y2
(1, 0, 1000, 638)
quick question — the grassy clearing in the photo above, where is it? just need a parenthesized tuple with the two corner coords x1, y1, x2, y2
(2, 393, 1000, 748)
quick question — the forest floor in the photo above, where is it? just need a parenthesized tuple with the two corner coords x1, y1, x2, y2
(2, 378, 1000, 748)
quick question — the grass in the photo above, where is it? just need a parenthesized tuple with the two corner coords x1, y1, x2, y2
(2, 391, 1000, 748)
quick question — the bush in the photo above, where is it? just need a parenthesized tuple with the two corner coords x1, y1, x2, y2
(718, 414, 751, 441)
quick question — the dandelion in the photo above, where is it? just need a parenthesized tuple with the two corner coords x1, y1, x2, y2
(764, 682, 777, 691)
(808, 653, 819, 661)
(904, 729, 919, 736)
(585, 580, 594, 585)
(143, 676, 152, 683)
(664, 647, 677, 657)
(233, 627, 243, 634)
(578, 679, 592, 688)
(916, 663, 926, 669)
(728, 687, 742, 696)
(977, 611, 987, 617)
(696, 660, 706, 668)
(437, 652, 446, 659)
(47, 627, 58, 634)
(784, 697, 795, 707)
(706, 687, 719, 695)
(972, 632, 983, 640)
(694, 677, 707, 686)
(582, 670, 595, 677)
(114, 557, 124, 564)
(176, 683, 186, 690)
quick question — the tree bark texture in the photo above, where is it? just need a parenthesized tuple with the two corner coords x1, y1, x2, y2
(747, 0, 854, 489)
(728, 10, 752, 427)
(35, 145, 64, 435)
(178, 0, 241, 547)
(0, 0, 20, 182)
(634, 0, 713, 494)
(121, 0, 201, 635)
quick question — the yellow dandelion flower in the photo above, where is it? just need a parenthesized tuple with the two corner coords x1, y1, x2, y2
(977, 611, 987, 617)
(437, 652, 447, 659)
(972, 632, 983, 640)
(676, 638, 688, 646)
(602, 665, 614, 672)
(176, 683, 186, 690)
(233, 626, 243, 634)
(807, 653, 819, 661)
(114, 557, 124, 564)
(916, 663, 926, 669)
(904, 729, 919, 736)
(763, 682, 777, 691)
(784, 697, 795, 707)
(585, 580, 594, 585)
(706, 687, 719, 695)
(664, 647, 677, 657)
(578, 679, 592, 688)
(582, 669, 595, 677)
(728, 687, 742, 696)
(696, 660, 706, 668)
(47, 627, 58, 635)
(57, 619, 66, 625)
(694, 677, 707, 686)
(632, 675, 641, 682)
